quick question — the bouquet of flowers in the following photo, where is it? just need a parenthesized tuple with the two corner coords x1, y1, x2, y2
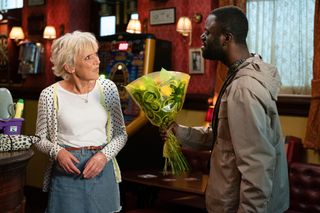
(125, 68, 190, 174)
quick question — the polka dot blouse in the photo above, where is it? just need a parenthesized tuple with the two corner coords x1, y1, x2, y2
(35, 78, 127, 192)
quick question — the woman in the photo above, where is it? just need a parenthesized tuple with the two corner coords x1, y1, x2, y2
(35, 31, 127, 213)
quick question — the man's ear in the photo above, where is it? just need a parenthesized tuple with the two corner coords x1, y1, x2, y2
(64, 64, 75, 74)
(225, 32, 233, 41)
(222, 32, 233, 46)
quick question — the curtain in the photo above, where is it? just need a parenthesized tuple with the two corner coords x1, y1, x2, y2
(214, 0, 246, 99)
(305, 0, 320, 149)
(246, 0, 314, 95)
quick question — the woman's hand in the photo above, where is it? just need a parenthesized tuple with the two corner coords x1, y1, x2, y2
(159, 122, 178, 141)
(82, 152, 107, 179)
(57, 149, 81, 175)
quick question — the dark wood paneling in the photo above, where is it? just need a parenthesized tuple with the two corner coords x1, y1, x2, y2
(117, 122, 164, 170)
(276, 96, 310, 117)
(1, 86, 311, 117)
(0, 84, 41, 100)
(183, 93, 211, 111)
(184, 93, 311, 117)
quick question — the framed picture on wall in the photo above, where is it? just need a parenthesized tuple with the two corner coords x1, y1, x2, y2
(27, 15, 45, 36)
(149, 8, 175, 25)
(28, 0, 45, 6)
(189, 48, 204, 74)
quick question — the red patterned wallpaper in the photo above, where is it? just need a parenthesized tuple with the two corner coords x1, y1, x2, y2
(19, 0, 217, 95)
(138, 0, 216, 95)
(21, 0, 91, 87)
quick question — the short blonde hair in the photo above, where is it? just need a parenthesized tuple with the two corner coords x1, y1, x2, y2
(50, 31, 99, 79)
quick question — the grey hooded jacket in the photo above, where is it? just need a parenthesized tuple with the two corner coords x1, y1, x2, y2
(176, 55, 289, 213)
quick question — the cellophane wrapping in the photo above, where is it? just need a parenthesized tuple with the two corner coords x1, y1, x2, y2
(125, 68, 190, 174)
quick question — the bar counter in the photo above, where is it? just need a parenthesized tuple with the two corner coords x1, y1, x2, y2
(0, 149, 34, 213)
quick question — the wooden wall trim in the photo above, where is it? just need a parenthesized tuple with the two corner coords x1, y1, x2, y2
(276, 95, 310, 117)
(0, 84, 41, 100)
(184, 93, 311, 117)
(3, 87, 311, 117)
(183, 93, 211, 111)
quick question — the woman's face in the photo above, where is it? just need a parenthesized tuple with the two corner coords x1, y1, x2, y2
(73, 47, 100, 81)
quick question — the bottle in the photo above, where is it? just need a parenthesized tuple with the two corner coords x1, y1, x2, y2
(14, 99, 24, 118)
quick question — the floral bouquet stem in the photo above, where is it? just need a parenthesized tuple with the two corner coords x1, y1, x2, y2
(163, 129, 189, 175)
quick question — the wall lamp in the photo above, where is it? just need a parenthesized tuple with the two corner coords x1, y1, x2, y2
(9, 26, 25, 43)
(43, 26, 56, 39)
(126, 19, 141, 34)
(176, 13, 202, 46)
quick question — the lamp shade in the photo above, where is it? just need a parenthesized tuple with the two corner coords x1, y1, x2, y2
(126, 19, 141, 34)
(9, 27, 25, 40)
(176, 17, 192, 36)
(43, 26, 56, 39)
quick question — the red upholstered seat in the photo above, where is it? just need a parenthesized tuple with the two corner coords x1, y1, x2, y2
(286, 136, 304, 165)
(285, 136, 320, 213)
(288, 162, 320, 212)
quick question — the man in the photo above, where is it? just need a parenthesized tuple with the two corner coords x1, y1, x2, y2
(164, 6, 289, 213)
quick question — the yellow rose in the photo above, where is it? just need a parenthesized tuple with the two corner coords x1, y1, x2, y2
(139, 84, 146, 90)
(160, 85, 172, 97)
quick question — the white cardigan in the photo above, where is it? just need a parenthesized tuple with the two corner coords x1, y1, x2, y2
(35, 78, 127, 192)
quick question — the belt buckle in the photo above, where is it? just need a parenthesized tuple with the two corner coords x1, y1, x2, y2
(87, 146, 95, 150)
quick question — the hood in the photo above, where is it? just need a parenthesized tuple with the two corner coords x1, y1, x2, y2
(235, 55, 282, 101)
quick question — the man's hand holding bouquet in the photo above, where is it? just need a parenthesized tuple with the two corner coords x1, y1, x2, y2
(125, 68, 190, 174)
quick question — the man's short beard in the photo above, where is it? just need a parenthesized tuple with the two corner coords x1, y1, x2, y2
(202, 48, 224, 61)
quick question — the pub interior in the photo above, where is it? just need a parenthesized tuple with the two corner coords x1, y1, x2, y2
(0, 0, 320, 213)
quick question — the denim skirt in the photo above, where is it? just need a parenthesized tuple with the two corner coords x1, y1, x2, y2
(46, 149, 121, 213)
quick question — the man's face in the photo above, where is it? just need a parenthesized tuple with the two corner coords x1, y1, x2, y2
(201, 14, 224, 61)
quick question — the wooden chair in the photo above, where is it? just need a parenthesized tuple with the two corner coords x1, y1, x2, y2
(286, 135, 304, 165)
(181, 147, 211, 174)
(161, 147, 210, 211)
(125, 147, 211, 213)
